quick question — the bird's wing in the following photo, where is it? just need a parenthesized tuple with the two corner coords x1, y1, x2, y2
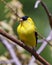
(35, 32, 38, 46)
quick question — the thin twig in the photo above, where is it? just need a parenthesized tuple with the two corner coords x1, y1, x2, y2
(41, 1, 52, 28)
(37, 30, 52, 54)
(41, 1, 51, 17)
(37, 32, 52, 46)
(0, 29, 50, 65)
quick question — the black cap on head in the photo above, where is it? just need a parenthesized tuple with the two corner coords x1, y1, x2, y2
(22, 16, 28, 21)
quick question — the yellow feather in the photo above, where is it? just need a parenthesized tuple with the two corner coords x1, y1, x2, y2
(17, 17, 37, 47)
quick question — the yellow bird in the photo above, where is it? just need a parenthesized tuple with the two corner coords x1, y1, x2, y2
(17, 16, 37, 48)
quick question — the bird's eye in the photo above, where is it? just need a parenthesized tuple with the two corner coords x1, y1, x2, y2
(22, 16, 28, 21)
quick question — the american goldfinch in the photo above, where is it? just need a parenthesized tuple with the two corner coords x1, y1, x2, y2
(17, 16, 37, 48)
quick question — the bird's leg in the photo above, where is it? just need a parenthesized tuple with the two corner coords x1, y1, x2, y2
(33, 47, 36, 52)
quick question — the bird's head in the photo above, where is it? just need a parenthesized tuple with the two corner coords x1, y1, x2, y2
(22, 16, 28, 21)
(19, 16, 28, 22)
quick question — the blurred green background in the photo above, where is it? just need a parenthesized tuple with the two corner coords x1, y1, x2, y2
(0, 0, 52, 64)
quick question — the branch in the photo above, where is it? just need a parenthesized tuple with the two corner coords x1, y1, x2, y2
(37, 32, 52, 46)
(41, 1, 52, 28)
(0, 29, 50, 65)
(37, 30, 52, 54)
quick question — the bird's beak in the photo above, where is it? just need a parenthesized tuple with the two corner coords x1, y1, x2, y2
(19, 18, 23, 22)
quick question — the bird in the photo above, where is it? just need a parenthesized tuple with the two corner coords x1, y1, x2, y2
(17, 16, 37, 48)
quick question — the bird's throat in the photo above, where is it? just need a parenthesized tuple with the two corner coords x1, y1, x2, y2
(20, 22, 23, 26)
